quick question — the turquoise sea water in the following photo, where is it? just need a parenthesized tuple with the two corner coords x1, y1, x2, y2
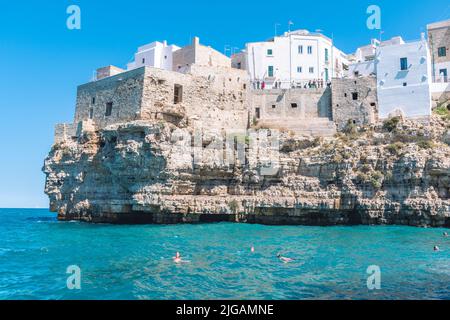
(0, 208, 449, 300)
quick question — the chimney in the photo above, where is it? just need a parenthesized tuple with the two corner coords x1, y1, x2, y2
(163, 40, 168, 46)
(420, 32, 426, 41)
(192, 36, 200, 46)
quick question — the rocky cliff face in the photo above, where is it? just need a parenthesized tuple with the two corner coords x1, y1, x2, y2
(43, 115, 450, 227)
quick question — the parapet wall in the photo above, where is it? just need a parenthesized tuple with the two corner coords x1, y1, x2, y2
(331, 77, 378, 130)
(54, 123, 77, 144)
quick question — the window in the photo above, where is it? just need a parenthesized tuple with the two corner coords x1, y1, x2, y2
(255, 108, 260, 119)
(291, 103, 298, 108)
(105, 102, 113, 116)
(309, 67, 314, 73)
(89, 108, 94, 119)
(352, 92, 358, 100)
(267, 49, 273, 56)
(307, 46, 312, 54)
(403, 82, 407, 87)
(325, 48, 329, 62)
(324, 68, 329, 81)
(272, 105, 276, 109)
(174, 84, 183, 104)
(297, 66, 302, 73)
(438, 47, 446, 57)
(400, 57, 408, 71)
(91, 97, 96, 104)
(268, 66, 274, 77)
(354, 71, 359, 77)
(243, 84, 247, 90)
(237, 62, 242, 69)
(164, 55, 167, 59)
(298, 45, 303, 54)
(142, 58, 145, 64)
(344, 93, 347, 97)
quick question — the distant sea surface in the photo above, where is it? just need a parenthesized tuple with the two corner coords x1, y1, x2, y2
(0, 208, 449, 300)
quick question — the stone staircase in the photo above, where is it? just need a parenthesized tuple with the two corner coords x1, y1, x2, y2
(259, 117, 337, 137)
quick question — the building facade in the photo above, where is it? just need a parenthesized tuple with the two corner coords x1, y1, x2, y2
(428, 19, 450, 83)
(241, 30, 349, 89)
(376, 38, 432, 119)
(127, 41, 180, 71)
(173, 37, 231, 72)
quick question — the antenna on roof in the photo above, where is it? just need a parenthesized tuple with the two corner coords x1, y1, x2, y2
(288, 20, 294, 33)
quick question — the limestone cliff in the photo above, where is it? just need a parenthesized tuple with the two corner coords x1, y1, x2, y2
(43, 114, 450, 227)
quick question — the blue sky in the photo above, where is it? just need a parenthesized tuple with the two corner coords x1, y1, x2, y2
(0, 0, 449, 208)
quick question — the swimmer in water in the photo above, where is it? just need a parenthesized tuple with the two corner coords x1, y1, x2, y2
(251, 246, 255, 253)
(173, 252, 190, 263)
(443, 232, 448, 237)
(434, 245, 440, 252)
(173, 252, 182, 263)
(277, 253, 294, 263)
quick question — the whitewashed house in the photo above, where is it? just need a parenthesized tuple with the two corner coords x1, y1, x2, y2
(347, 37, 405, 78)
(376, 37, 432, 119)
(241, 29, 349, 89)
(127, 41, 180, 71)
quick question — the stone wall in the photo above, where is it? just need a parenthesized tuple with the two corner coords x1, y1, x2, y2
(74, 67, 145, 128)
(248, 87, 336, 136)
(73, 65, 249, 134)
(54, 123, 77, 144)
(173, 37, 231, 71)
(428, 20, 450, 81)
(96, 65, 125, 80)
(250, 87, 331, 120)
(140, 66, 249, 130)
(331, 77, 378, 130)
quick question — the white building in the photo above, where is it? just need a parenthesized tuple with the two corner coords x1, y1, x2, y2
(127, 41, 180, 71)
(241, 29, 349, 89)
(376, 37, 432, 119)
(347, 37, 405, 78)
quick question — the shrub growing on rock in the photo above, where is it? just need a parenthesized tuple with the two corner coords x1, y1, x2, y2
(383, 117, 401, 132)
(386, 142, 405, 155)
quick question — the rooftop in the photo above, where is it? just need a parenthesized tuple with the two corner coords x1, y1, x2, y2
(427, 18, 450, 30)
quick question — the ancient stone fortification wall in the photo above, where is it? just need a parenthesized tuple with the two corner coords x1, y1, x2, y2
(140, 66, 249, 130)
(248, 87, 336, 136)
(69, 65, 249, 138)
(250, 88, 331, 120)
(331, 77, 378, 130)
(74, 67, 145, 128)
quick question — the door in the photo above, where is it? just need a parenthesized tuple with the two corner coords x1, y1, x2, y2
(255, 108, 260, 119)
(439, 69, 448, 82)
